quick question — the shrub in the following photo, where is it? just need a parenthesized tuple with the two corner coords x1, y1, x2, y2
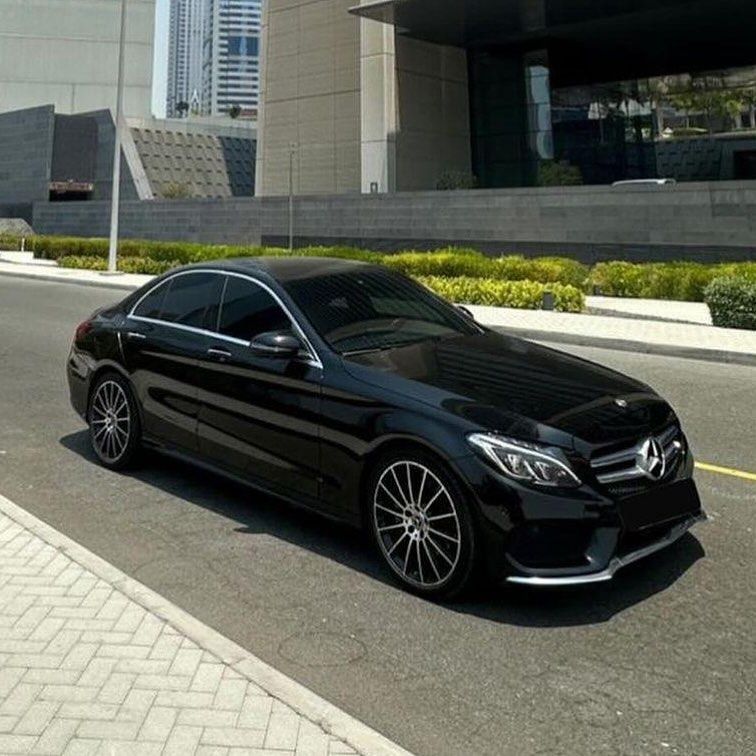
(587, 261, 756, 301)
(436, 171, 478, 190)
(385, 250, 589, 287)
(58, 256, 181, 275)
(416, 276, 585, 313)
(494, 255, 589, 288)
(118, 257, 181, 275)
(161, 182, 192, 199)
(704, 277, 756, 330)
(58, 256, 106, 270)
(537, 160, 583, 187)
(384, 250, 488, 278)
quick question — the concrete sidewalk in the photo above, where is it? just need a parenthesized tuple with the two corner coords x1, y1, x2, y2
(0, 493, 411, 756)
(1, 260, 754, 366)
(469, 305, 756, 366)
(586, 296, 712, 325)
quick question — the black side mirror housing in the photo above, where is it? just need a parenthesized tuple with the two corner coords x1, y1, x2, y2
(249, 331, 302, 359)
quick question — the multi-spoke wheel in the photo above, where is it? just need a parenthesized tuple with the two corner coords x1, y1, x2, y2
(88, 373, 141, 470)
(370, 452, 476, 598)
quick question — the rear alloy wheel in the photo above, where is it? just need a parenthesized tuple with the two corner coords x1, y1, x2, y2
(89, 374, 141, 470)
(370, 453, 476, 598)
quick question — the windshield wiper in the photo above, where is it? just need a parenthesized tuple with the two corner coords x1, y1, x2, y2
(341, 344, 400, 356)
(341, 334, 452, 356)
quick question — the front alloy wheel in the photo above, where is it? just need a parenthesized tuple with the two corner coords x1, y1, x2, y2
(370, 453, 476, 598)
(89, 374, 140, 470)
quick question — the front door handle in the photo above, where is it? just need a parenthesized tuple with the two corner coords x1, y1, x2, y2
(126, 331, 147, 341)
(207, 347, 232, 360)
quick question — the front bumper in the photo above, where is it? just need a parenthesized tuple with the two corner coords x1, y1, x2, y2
(453, 449, 705, 587)
(506, 511, 708, 586)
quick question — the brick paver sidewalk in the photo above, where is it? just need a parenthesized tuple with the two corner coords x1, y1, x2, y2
(0, 496, 409, 756)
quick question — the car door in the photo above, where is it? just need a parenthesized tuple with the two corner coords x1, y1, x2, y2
(122, 271, 224, 451)
(195, 274, 322, 501)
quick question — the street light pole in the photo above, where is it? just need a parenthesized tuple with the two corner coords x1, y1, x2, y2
(107, 0, 128, 274)
(288, 143, 296, 253)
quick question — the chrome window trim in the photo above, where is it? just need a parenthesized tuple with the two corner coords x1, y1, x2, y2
(127, 268, 323, 370)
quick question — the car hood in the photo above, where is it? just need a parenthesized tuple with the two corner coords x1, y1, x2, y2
(342, 331, 675, 450)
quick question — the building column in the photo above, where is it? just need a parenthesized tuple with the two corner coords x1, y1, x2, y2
(359, 17, 397, 194)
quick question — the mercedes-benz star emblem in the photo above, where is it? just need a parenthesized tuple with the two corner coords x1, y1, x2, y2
(614, 398, 628, 408)
(636, 437, 666, 480)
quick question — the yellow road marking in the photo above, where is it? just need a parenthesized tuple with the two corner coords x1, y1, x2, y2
(695, 462, 756, 482)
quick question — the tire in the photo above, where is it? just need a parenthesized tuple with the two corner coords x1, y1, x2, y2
(368, 448, 477, 599)
(88, 372, 142, 471)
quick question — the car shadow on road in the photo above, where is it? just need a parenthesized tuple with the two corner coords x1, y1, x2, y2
(61, 430, 706, 629)
(455, 534, 705, 627)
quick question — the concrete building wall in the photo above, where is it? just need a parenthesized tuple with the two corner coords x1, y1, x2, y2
(259, 2, 472, 195)
(0, 106, 55, 206)
(29, 182, 756, 262)
(256, 0, 361, 196)
(33, 198, 262, 245)
(393, 36, 472, 191)
(0, 0, 155, 119)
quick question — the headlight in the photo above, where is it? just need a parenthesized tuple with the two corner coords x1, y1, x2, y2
(468, 433, 581, 488)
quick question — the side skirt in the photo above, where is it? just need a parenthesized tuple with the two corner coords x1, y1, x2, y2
(141, 438, 362, 529)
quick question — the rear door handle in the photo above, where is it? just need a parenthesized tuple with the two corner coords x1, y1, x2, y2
(207, 347, 232, 360)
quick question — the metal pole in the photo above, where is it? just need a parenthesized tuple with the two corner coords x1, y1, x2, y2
(288, 146, 294, 253)
(107, 0, 128, 274)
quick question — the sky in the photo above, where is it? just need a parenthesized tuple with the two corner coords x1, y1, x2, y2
(152, 0, 170, 118)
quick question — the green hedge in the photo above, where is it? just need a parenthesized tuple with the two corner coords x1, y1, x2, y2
(384, 250, 588, 287)
(587, 261, 756, 301)
(58, 256, 183, 275)
(58, 255, 584, 313)
(7, 233, 756, 311)
(418, 275, 584, 313)
(5, 234, 586, 287)
(704, 277, 756, 330)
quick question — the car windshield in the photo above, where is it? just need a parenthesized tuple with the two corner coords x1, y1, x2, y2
(283, 267, 480, 354)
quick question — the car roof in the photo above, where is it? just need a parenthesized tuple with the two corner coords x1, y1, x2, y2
(191, 256, 377, 283)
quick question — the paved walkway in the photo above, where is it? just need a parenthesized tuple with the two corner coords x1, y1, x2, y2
(0, 493, 410, 756)
(1, 260, 754, 366)
(468, 305, 756, 365)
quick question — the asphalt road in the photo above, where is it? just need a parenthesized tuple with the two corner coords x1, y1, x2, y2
(1, 276, 755, 756)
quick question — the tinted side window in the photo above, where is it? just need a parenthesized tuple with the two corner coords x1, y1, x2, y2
(133, 280, 170, 319)
(160, 273, 225, 328)
(218, 277, 291, 340)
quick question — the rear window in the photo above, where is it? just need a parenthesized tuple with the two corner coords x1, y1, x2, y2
(132, 280, 170, 320)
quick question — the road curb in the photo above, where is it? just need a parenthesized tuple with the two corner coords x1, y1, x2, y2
(0, 491, 414, 756)
(495, 327, 756, 367)
(0, 267, 140, 291)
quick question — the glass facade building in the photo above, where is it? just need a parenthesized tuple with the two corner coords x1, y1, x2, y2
(203, 0, 262, 118)
(354, 0, 756, 188)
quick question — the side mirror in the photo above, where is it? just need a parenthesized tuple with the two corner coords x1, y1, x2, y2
(249, 331, 301, 359)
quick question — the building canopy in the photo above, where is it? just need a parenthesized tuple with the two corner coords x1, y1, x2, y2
(350, 0, 756, 85)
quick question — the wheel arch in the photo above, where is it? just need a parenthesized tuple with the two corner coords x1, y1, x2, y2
(86, 361, 141, 424)
(357, 434, 473, 528)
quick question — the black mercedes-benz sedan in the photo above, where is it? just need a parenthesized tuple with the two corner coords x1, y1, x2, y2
(67, 258, 706, 598)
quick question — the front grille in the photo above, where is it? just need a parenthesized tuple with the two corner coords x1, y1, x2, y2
(590, 424, 684, 497)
